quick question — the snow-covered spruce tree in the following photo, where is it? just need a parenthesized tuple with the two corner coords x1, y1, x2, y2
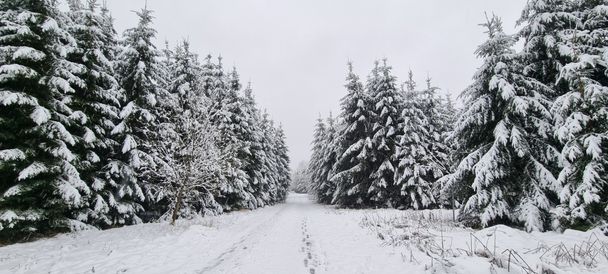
(366, 60, 402, 207)
(393, 73, 436, 210)
(259, 111, 280, 203)
(518, 0, 579, 87)
(254, 110, 291, 205)
(64, 0, 125, 228)
(440, 16, 560, 232)
(551, 1, 608, 228)
(0, 0, 93, 238)
(331, 63, 374, 207)
(419, 76, 453, 206)
(240, 83, 269, 207)
(228, 68, 266, 208)
(139, 40, 178, 220)
(207, 61, 255, 211)
(440, 93, 458, 131)
(200, 54, 216, 98)
(271, 124, 291, 202)
(314, 114, 340, 204)
(111, 7, 165, 225)
(309, 117, 327, 202)
(436, 93, 459, 208)
(159, 40, 174, 87)
(99, 1, 117, 51)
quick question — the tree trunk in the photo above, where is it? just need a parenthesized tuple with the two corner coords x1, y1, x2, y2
(171, 186, 185, 225)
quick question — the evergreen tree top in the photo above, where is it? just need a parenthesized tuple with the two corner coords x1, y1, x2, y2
(475, 14, 516, 60)
(347, 61, 354, 74)
(228, 66, 241, 92)
(243, 81, 255, 101)
(1, 0, 51, 13)
(405, 70, 416, 92)
(135, 7, 154, 29)
(122, 7, 157, 49)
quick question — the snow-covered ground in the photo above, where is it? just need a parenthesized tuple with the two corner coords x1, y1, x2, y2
(359, 210, 608, 274)
(0, 193, 606, 274)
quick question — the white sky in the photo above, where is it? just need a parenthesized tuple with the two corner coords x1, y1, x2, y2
(103, 0, 526, 168)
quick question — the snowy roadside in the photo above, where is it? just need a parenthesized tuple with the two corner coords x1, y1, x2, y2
(359, 209, 608, 274)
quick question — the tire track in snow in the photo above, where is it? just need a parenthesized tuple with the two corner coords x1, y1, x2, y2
(197, 204, 288, 273)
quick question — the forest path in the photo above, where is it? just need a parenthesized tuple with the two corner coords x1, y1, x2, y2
(0, 193, 408, 274)
(198, 193, 407, 274)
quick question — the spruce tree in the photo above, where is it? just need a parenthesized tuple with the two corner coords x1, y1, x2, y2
(64, 0, 124, 227)
(111, 7, 164, 224)
(0, 0, 91, 237)
(314, 114, 339, 203)
(437, 93, 458, 207)
(518, 0, 578, 86)
(241, 83, 268, 206)
(331, 63, 373, 206)
(208, 61, 254, 210)
(442, 16, 560, 232)
(259, 111, 280, 204)
(366, 60, 402, 206)
(552, 0, 608, 228)
(272, 125, 291, 202)
(419, 76, 452, 205)
(309, 117, 327, 202)
(394, 73, 436, 209)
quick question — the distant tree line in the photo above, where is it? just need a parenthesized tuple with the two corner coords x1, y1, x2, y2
(290, 161, 311, 194)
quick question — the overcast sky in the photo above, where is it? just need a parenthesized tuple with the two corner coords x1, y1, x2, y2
(103, 0, 527, 169)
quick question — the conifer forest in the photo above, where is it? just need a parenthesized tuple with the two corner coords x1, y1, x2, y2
(1, 1, 608, 273)
(0, 0, 290, 240)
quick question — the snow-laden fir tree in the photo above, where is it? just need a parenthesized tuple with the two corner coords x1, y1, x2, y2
(111, 7, 165, 225)
(331, 63, 374, 206)
(518, 0, 579, 86)
(158, 40, 173, 88)
(200, 54, 217, 98)
(366, 60, 402, 206)
(271, 124, 291, 202)
(419, 76, 452, 205)
(64, 0, 125, 228)
(259, 111, 280, 203)
(436, 93, 459, 207)
(313, 114, 340, 204)
(140, 40, 177, 219)
(309, 117, 327, 201)
(257, 111, 291, 204)
(441, 15, 560, 232)
(394, 73, 437, 209)
(228, 69, 266, 208)
(99, 1, 117, 54)
(207, 61, 254, 210)
(551, 0, 608, 228)
(0, 0, 92, 237)
(240, 83, 269, 207)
